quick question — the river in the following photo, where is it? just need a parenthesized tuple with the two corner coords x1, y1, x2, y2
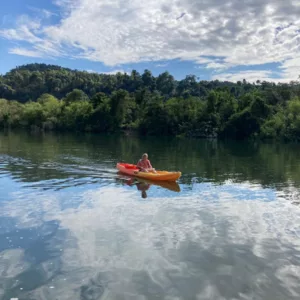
(0, 131, 300, 300)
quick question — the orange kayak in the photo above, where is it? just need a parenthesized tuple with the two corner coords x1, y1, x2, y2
(117, 163, 181, 181)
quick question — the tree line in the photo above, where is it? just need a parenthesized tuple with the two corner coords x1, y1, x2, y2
(0, 63, 300, 140)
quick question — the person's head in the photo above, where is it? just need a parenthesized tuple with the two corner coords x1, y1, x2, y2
(142, 153, 148, 160)
(141, 190, 147, 198)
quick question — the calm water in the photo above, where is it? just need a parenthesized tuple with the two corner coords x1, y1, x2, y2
(1, 132, 300, 300)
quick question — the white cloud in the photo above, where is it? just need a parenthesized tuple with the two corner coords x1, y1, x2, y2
(102, 69, 127, 75)
(9, 47, 45, 58)
(28, 7, 58, 19)
(205, 62, 228, 70)
(213, 69, 298, 83)
(0, 0, 300, 80)
(85, 69, 97, 73)
(0, 22, 41, 43)
(156, 63, 169, 68)
(0, 17, 61, 58)
(212, 70, 274, 83)
(279, 56, 300, 81)
(86, 69, 128, 74)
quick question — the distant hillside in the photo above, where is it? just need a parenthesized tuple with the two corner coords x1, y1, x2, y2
(11, 63, 73, 73)
(0, 63, 280, 103)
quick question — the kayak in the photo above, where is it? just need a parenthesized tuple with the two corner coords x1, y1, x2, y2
(116, 163, 181, 181)
(117, 163, 181, 181)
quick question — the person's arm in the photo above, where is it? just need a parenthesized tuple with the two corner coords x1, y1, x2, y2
(147, 160, 156, 173)
(137, 160, 146, 172)
(147, 160, 153, 169)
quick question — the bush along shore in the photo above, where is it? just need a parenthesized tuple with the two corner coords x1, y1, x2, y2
(1, 63, 300, 141)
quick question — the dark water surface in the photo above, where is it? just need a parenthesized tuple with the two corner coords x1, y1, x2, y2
(1, 131, 300, 300)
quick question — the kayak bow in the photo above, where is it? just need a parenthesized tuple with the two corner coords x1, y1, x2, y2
(117, 163, 181, 181)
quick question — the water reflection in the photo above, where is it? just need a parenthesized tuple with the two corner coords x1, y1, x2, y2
(1, 132, 300, 299)
(1, 131, 300, 192)
(1, 185, 300, 299)
(125, 178, 151, 198)
(119, 175, 181, 198)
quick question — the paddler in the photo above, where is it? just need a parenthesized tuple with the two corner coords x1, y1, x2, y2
(137, 153, 156, 173)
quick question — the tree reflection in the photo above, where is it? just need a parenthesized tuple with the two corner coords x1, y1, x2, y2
(1, 131, 300, 196)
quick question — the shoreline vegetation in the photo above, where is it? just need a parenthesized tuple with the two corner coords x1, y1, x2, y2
(0, 63, 300, 141)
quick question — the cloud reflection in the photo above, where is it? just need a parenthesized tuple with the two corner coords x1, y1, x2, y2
(1, 184, 300, 299)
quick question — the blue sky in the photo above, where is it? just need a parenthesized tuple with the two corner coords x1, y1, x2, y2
(0, 0, 299, 82)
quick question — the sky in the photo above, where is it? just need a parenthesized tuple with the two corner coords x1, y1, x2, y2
(0, 0, 300, 82)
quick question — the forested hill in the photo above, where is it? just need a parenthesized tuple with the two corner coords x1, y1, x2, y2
(1, 63, 244, 101)
(0, 63, 300, 140)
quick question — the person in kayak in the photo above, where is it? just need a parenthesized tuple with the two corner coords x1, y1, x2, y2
(137, 153, 156, 173)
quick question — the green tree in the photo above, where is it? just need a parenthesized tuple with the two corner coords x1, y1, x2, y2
(37, 94, 62, 129)
(206, 91, 217, 114)
(142, 69, 155, 90)
(23, 101, 45, 127)
(286, 98, 300, 139)
(90, 98, 113, 132)
(110, 89, 131, 129)
(156, 72, 175, 96)
(90, 92, 108, 108)
(222, 108, 260, 139)
(261, 112, 286, 139)
(62, 101, 93, 130)
(64, 89, 89, 105)
(140, 102, 171, 135)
